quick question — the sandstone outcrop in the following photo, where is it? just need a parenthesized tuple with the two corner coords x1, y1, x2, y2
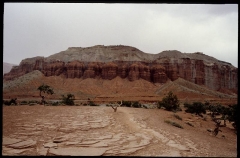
(83, 62, 101, 79)
(128, 63, 140, 81)
(102, 62, 118, 80)
(3, 45, 238, 92)
(139, 63, 151, 81)
(151, 65, 167, 83)
(66, 60, 84, 78)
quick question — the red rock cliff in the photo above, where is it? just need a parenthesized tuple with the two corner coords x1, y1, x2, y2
(3, 46, 237, 92)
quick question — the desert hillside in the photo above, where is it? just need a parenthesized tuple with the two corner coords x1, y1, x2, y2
(2, 70, 237, 106)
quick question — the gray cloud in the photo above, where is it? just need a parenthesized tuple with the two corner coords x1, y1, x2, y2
(3, 3, 238, 67)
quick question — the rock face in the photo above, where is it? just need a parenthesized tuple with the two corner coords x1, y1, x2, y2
(3, 45, 238, 92)
(151, 65, 168, 83)
(102, 62, 118, 80)
(66, 60, 84, 78)
(83, 62, 101, 79)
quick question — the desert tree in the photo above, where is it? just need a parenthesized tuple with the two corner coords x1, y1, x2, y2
(37, 84, 54, 105)
(212, 120, 222, 136)
(110, 100, 122, 112)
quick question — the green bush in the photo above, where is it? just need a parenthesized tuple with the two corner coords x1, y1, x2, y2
(157, 101, 162, 109)
(62, 94, 75, 105)
(164, 120, 183, 129)
(122, 101, 132, 107)
(158, 91, 181, 112)
(184, 102, 206, 116)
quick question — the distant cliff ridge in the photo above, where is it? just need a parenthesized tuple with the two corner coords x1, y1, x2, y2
(3, 45, 238, 91)
(3, 62, 17, 75)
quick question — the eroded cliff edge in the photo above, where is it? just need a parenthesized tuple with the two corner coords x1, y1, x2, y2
(3, 45, 238, 92)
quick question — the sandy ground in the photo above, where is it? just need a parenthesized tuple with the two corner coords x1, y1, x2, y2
(2, 105, 237, 156)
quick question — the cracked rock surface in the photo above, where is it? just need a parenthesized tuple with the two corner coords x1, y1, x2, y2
(2, 105, 237, 156)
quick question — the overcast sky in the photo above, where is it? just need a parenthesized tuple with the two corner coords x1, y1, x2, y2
(3, 3, 238, 67)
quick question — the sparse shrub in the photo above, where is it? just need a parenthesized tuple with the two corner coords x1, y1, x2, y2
(4, 98, 17, 106)
(227, 104, 237, 131)
(132, 101, 141, 108)
(158, 91, 180, 112)
(122, 101, 132, 107)
(164, 120, 183, 129)
(173, 114, 182, 120)
(51, 101, 59, 106)
(29, 103, 37, 106)
(83, 103, 87, 106)
(186, 122, 194, 127)
(3, 100, 8, 105)
(20, 100, 28, 105)
(28, 100, 38, 104)
(89, 101, 99, 106)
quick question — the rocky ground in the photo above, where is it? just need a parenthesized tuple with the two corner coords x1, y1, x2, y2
(2, 105, 237, 156)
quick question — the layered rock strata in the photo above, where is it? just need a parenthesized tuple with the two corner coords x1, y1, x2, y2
(3, 45, 238, 91)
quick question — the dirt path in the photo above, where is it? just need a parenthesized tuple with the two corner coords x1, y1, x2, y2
(116, 107, 192, 156)
(2, 105, 237, 156)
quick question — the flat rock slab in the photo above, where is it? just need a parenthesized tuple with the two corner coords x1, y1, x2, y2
(89, 124, 103, 128)
(95, 135, 113, 140)
(43, 142, 58, 148)
(160, 150, 182, 157)
(126, 135, 137, 141)
(89, 141, 109, 147)
(49, 147, 107, 156)
(88, 120, 102, 123)
(65, 141, 81, 146)
(38, 147, 49, 156)
(7, 139, 36, 149)
(53, 136, 68, 143)
(18, 131, 42, 136)
(118, 146, 145, 154)
(145, 129, 169, 143)
(2, 137, 23, 145)
(2, 147, 30, 155)
(77, 140, 100, 146)
(166, 140, 190, 151)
